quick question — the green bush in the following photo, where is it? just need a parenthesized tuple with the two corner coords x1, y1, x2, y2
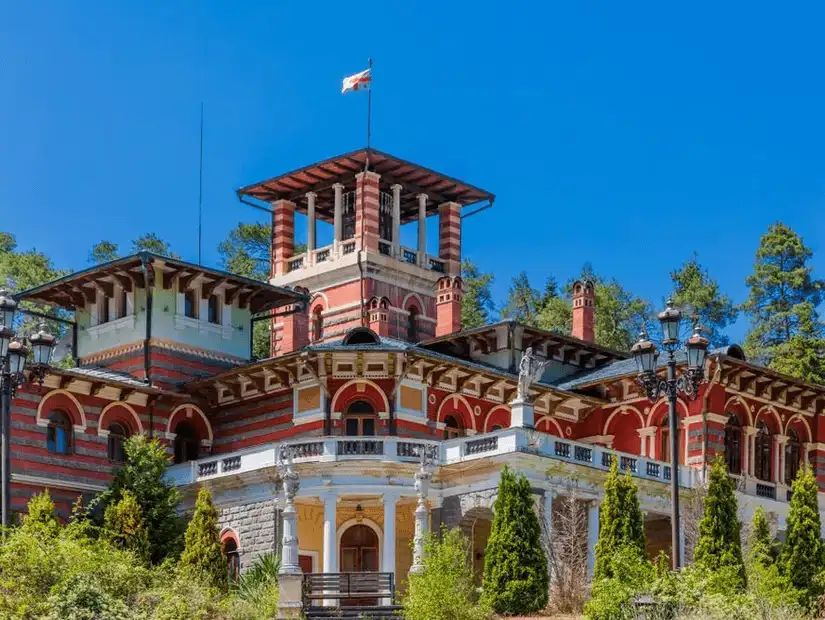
(747, 506, 774, 567)
(104, 490, 150, 564)
(481, 465, 548, 615)
(584, 546, 656, 620)
(179, 487, 229, 592)
(403, 527, 491, 620)
(781, 466, 824, 607)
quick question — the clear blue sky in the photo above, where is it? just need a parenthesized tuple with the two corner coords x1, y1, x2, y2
(3, 2, 825, 345)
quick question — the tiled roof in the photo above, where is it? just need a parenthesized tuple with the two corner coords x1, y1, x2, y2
(64, 365, 155, 388)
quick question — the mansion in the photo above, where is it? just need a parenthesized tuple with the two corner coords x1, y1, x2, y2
(7, 148, 825, 613)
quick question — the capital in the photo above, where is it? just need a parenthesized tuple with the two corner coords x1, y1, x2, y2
(332, 183, 345, 191)
(417, 193, 428, 202)
(305, 191, 317, 200)
(390, 183, 403, 192)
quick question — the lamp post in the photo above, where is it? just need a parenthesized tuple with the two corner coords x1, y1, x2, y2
(0, 291, 55, 531)
(630, 299, 709, 570)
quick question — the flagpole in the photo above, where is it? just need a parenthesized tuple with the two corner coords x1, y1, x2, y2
(366, 57, 373, 166)
(197, 102, 204, 265)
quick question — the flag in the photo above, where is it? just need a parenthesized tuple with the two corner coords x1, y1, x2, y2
(342, 68, 371, 94)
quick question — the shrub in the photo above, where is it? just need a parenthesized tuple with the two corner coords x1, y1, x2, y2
(403, 527, 491, 620)
(781, 466, 823, 607)
(482, 465, 548, 615)
(746, 506, 774, 567)
(178, 487, 229, 591)
(104, 490, 150, 563)
(20, 489, 60, 537)
(584, 546, 656, 620)
(44, 575, 131, 620)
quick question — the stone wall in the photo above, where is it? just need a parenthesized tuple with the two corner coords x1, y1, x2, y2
(217, 498, 281, 571)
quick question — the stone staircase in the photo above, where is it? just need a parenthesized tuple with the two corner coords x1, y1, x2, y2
(305, 604, 403, 619)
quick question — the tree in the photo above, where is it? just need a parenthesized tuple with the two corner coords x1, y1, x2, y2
(743, 222, 825, 382)
(131, 233, 178, 258)
(89, 241, 119, 264)
(747, 506, 774, 567)
(482, 465, 548, 615)
(536, 276, 572, 334)
(670, 254, 738, 347)
(461, 258, 495, 329)
(178, 488, 228, 591)
(593, 458, 646, 580)
(780, 467, 823, 604)
(218, 222, 271, 282)
(501, 271, 541, 324)
(103, 490, 150, 563)
(693, 458, 745, 587)
(20, 489, 60, 537)
(588, 275, 651, 351)
(92, 435, 183, 564)
(403, 527, 490, 620)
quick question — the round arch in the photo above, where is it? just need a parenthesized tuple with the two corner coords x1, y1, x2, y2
(646, 399, 689, 428)
(603, 405, 645, 436)
(309, 291, 329, 309)
(755, 405, 782, 434)
(166, 404, 213, 443)
(604, 405, 645, 455)
(98, 401, 143, 436)
(436, 393, 476, 432)
(724, 395, 753, 426)
(336, 517, 385, 571)
(483, 406, 510, 432)
(37, 389, 87, 431)
(220, 527, 241, 548)
(535, 415, 564, 437)
(330, 379, 390, 415)
(785, 413, 813, 443)
(401, 292, 425, 315)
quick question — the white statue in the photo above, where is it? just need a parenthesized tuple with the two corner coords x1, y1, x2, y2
(516, 347, 548, 402)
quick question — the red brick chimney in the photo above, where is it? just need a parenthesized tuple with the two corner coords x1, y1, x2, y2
(572, 280, 595, 343)
(436, 276, 462, 337)
(368, 297, 390, 337)
(275, 286, 310, 355)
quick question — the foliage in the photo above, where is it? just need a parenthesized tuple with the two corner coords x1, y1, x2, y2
(536, 275, 573, 333)
(131, 232, 179, 258)
(780, 466, 824, 606)
(693, 458, 745, 587)
(593, 458, 646, 580)
(584, 546, 656, 620)
(92, 434, 184, 564)
(482, 465, 548, 615)
(89, 240, 120, 264)
(179, 487, 229, 591)
(746, 506, 774, 567)
(44, 575, 132, 620)
(403, 527, 491, 620)
(670, 253, 738, 347)
(103, 490, 150, 563)
(501, 271, 541, 323)
(230, 553, 281, 619)
(743, 221, 825, 382)
(583, 268, 652, 351)
(218, 222, 271, 282)
(19, 489, 61, 537)
(461, 258, 496, 328)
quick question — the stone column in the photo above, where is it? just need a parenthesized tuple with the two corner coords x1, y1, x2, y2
(742, 426, 755, 476)
(438, 201, 461, 276)
(510, 397, 534, 429)
(306, 191, 317, 260)
(410, 449, 435, 575)
(543, 490, 555, 581)
(383, 493, 399, 604)
(391, 184, 402, 257)
(417, 193, 427, 266)
(775, 434, 789, 485)
(586, 500, 599, 578)
(322, 492, 337, 606)
(272, 199, 295, 276)
(333, 183, 343, 254)
(277, 447, 303, 618)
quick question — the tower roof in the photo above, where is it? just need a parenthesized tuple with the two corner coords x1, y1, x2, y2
(237, 148, 495, 224)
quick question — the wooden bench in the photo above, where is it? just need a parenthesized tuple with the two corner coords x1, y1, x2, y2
(303, 572, 395, 605)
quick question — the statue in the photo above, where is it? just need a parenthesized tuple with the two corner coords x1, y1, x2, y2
(516, 347, 548, 403)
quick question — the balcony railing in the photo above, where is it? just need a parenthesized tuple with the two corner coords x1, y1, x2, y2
(401, 247, 417, 265)
(287, 255, 305, 272)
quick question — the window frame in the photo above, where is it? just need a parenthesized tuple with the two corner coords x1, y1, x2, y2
(755, 422, 772, 481)
(184, 289, 198, 319)
(107, 422, 129, 463)
(407, 306, 419, 342)
(724, 415, 742, 475)
(207, 294, 221, 325)
(173, 421, 200, 464)
(444, 414, 464, 440)
(46, 410, 73, 455)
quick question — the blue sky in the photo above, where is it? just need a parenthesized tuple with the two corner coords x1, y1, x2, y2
(3, 2, 825, 345)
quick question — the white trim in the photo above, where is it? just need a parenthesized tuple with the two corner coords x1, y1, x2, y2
(167, 404, 213, 442)
(11, 473, 107, 493)
(36, 389, 88, 431)
(98, 401, 144, 435)
(337, 517, 384, 572)
(299, 549, 320, 572)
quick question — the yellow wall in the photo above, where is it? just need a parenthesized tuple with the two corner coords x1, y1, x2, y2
(297, 503, 324, 565)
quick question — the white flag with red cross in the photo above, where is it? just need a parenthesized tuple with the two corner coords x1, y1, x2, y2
(342, 68, 372, 94)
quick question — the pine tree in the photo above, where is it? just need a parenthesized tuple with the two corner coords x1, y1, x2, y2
(536, 276, 572, 333)
(461, 258, 495, 329)
(131, 233, 179, 258)
(671, 253, 738, 347)
(103, 490, 150, 563)
(501, 271, 541, 324)
(747, 506, 774, 567)
(743, 222, 825, 382)
(693, 458, 745, 586)
(179, 487, 228, 591)
(482, 466, 548, 615)
(89, 241, 119, 264)
(780, 467, 823, 603)
(593, 458, 646, 580)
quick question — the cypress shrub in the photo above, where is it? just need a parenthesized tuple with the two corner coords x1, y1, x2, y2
(693, 457, 745, 587)
(20, 489, 60, 537)
(747, 506, 774, 567)
(482, 465, 548, 615)
(780, 466, 823, 605)
(178, 487, 228, 591)
(103, 490, 150, 563)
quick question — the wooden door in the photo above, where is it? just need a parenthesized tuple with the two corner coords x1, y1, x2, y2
(339, 524, 379, 606)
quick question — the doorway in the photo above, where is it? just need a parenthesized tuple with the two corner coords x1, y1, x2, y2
(339, 523, 380, 605)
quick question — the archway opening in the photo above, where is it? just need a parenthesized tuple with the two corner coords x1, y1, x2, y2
(107, 422, 130, 463)
(174, 421, 200, 464)
(785, 429, 802, 485)
(339, 523, 379, 573)
(724, 414, 742, 475)
(344, 400, 377, 437)
(755, 421, 771, 481)
(444, 414, 464, 440)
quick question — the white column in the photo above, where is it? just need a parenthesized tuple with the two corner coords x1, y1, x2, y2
(411, 468, 432, 575)
(391, 184, 402, 257)
(749, 433, 756, 476)
(775, 435, 788, 485)
(383, 493, 398, 604)
(417, 193, 427, 266)
(742, 427, 752, 476)
(322, 493, 337, 606)
(544, 490, 555, 583)
(333, 183, 344, 253)
(587, 500, 599, 578)
(804, 442, 812, 467)
(306, 191, 317, 258)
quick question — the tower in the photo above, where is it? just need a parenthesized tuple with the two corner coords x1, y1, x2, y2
(237, 149, 494, 354)
(572, 280, 595, 343)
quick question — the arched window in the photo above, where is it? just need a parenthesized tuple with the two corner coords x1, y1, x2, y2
(755, 422, 772, 481)
(107, 422, 130, 463)
(223, 536, 240, 582)
(785, 430, 802, 485)
(207, 295, 220, 324)
(46, 411, 73, 455)
(343, 400, 376, 437)
(312, 306, 324, 342)
(407, 306, 419, 342)
(659, 418, 670, 462)
(490, 425, 503, 432)
(174, 421, 200, 464)
(444, 415, 464, 440)
(724, 415, 742, 474)
(184, 290, 197, 319)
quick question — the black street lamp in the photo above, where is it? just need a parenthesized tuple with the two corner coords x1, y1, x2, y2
(0, 291, 55, 532)
(630, 299, 709, 571)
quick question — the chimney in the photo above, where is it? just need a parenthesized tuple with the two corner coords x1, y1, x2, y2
(368, 297, 390, 337)
(436, 276, 462, 337)
(572, 280, 595, 343)
(276, 286, 310, 355)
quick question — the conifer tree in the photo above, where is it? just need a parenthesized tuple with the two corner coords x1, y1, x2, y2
(593, 458, 646, 580)
(780, 467, 823, 603)
(20, 490, 60, 536)
(747, 506, 774, 567)
(693, 458, 745, 586)
(482, 466, 548, 615)
(103, 490, 150, 563)
(461, 258, 495, 329)
(501, 271, 541, 324)
(179, 488, 228, 591)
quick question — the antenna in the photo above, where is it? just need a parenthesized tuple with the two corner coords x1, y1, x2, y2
(197, 102, 204, 265)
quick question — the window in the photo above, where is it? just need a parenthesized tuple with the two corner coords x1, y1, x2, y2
(224, 537, 240, 582)
(46, 411, 73, 455)
(444, 415, 464, 440)
(490, 425, 503, 432)
(785, 430, 802, 485)
(207, 295, 220, 324)
(725, 415, 742, 475)
(184, 290, 197, 319)
(100, 295, 110, 324)
(659, 418, 670, 462)
(343, 400, 376, 437)
(755, 422, 772, 481)
(107, 422, 129, 463)
(407, 306, 419, 342)
(119, 288, 128, 318)
(174, 421, 200, 464)
(312, 307, 324, 341)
